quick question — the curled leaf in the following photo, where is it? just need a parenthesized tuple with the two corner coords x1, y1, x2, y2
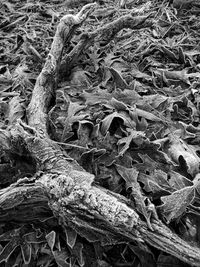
(117, 128, 145, 156)
(100, 111, 136, 136)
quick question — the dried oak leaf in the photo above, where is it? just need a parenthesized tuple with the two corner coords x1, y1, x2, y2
(7, 96, 25, 125)
(158, 185, 195, 223)
(70, 242, 84, 267)
(109, 67, 128, 89)
(167, 170, 193, 190)
(108, 98, 163, 128)
(83, 88, 140, 107)
(140, 94, 169, 111)
(167, 134, 200, 176)
(117, 128, 145, 156)
(82, 89, 112, 105)
(116, 164, 153, 229)
(70, 67, 91, 87)
(0, 225, 44, 265)
(63, 226, 77, 249)
(100, 111, 136, 136)
(59, 101, 87, 142)
(152, 68, 191, 85)
(134, 153, 171, 174)
(103, 52, 125, 70)
(138, 169, 172, 199)
(53, 250, 70, 267)
(46, 231, 56, 251)
(130, 66, 152, 81)
(112, 88, 141, 106)
(129, 106, 163, 123)
(158, 173, 200, 223)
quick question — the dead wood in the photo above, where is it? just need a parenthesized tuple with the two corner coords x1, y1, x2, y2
(1, 123, 200, 265)
(60, 11, 153, 77)
(27, 3, 97, 137)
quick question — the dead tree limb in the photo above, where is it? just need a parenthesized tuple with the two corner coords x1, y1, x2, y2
(1, 124, 200, 266)
(27, 3, 96, 137)
(60, 12, 153, 76)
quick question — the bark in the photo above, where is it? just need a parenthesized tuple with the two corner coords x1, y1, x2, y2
(0, 4, 200, 267)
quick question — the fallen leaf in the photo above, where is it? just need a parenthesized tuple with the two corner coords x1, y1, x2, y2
(61, 101, 87, 142)
(167, 170, 193, 190)
(158, 186, 195, 223)
(117, 128, 145, 156)
(116, 164, 154, 229)
(100, 111, 136, 136)
(167, 134, 200, 176)
(138, 169, 172, 198)
(109, 67, 129, 89)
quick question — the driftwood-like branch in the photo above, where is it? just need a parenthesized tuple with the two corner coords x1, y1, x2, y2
(60, 12, 153, 76)
(1, 122, 199, 266)
(27, 3, 96, 137)
(0, 4, 200, 267)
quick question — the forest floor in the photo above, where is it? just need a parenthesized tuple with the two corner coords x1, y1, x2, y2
(1, 0, 200, 266)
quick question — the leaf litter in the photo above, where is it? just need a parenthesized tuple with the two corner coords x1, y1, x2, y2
(1, 0, 200, 266)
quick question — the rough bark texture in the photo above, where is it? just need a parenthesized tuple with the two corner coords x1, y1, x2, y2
(1, 3, 200, 267)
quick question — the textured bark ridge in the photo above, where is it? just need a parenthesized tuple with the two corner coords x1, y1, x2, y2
(1, 4, 200, 266)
